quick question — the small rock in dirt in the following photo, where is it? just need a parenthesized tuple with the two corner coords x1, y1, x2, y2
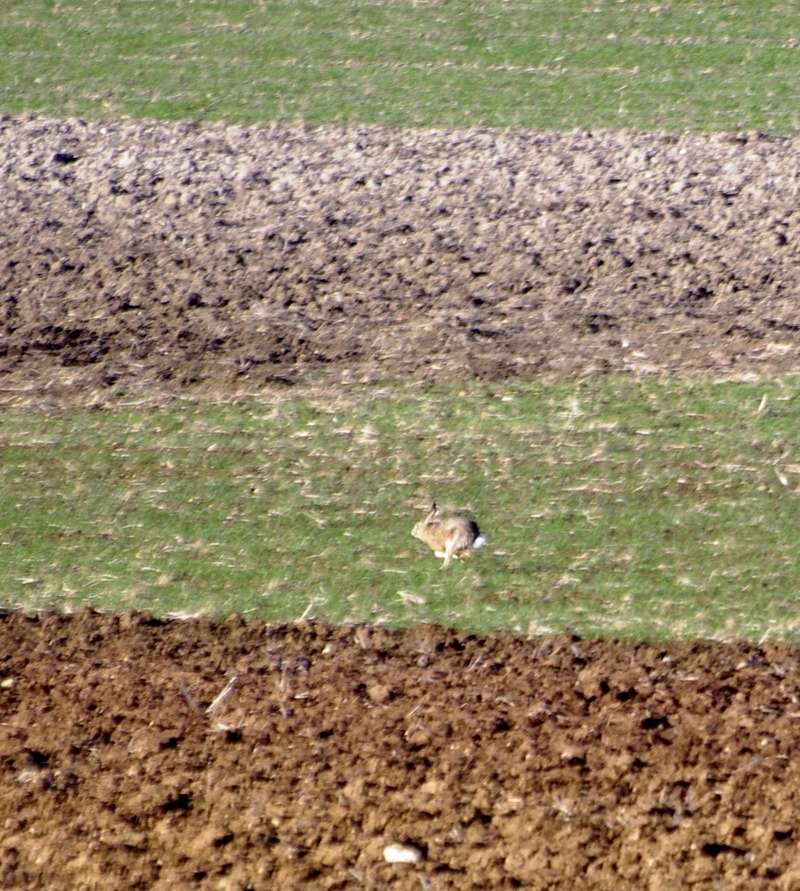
(383, 843, 423, 864)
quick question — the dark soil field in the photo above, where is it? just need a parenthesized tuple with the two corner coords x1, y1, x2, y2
(4, 611, 800, 890)
(4, 115, 800, 888)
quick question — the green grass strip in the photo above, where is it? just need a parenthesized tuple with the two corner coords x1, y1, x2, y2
(2, 0, 800, 131)
(3, 377, 800, 641)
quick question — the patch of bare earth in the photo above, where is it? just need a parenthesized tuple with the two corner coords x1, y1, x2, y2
(2, 115, 800, 405)
(2, 612, 800, 890)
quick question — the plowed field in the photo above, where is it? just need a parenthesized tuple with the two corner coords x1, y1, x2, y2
(3, 116, 800, 406)
(4, 115, 800, 888)
(3, 611, 800, 890)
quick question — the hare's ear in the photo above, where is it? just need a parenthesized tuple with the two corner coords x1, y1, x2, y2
(429, 502, 440, 518)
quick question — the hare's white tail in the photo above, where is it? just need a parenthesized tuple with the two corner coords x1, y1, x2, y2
(472, 534, 488, 551)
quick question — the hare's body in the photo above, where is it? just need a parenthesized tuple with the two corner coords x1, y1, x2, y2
(411, 504, 487, 568)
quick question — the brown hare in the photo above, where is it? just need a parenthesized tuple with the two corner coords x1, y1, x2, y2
(411, 503, 487, 568)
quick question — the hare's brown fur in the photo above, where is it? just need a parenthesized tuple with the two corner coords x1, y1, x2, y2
(411, 503, 485, 568)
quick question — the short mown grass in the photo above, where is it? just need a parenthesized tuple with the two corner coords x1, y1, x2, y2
(3, 378, 800, 641)
(2, 0, 800, 132)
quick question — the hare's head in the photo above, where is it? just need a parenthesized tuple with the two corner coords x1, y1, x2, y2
(411, 503, 441, 542)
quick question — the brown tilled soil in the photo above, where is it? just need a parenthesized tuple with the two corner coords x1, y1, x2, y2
(3, 611, 800, 890)
(3, 115, 800, 405)
(5, 114, 800, 888)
